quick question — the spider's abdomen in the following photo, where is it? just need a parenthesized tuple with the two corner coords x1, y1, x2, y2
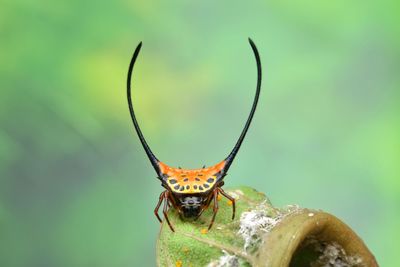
(159, 161, 226, 194)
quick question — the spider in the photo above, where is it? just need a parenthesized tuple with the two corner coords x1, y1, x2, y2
(126, 38, 262, 232)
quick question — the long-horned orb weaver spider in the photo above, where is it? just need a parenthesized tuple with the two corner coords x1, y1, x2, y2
(127, 38, 262, 232)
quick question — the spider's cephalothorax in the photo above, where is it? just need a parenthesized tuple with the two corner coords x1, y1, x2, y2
(127, 38, 262, 232)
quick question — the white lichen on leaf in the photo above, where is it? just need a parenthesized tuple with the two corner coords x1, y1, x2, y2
(207, 250, 239, 267)
(238, 209, 279, 250)
(237, 203, 301, 251)
(309, 240, 364, 267)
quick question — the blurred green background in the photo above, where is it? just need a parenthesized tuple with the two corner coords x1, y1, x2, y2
(1, 0, 399, 266)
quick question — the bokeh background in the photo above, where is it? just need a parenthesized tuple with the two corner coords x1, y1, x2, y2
(1, 0, 399, 266)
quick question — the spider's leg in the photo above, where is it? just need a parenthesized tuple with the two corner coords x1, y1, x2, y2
(162, 191, 175, 232)
(218, 187, 236, 220)
(194, 206, 207, 221)
(154, 191, 165, 223)
(207, 189, 219, 230)
(167, 195, 182, 219)
(195, 192, 214, 220)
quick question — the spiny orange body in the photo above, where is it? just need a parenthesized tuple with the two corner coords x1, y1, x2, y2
(126, 38, 262, 232)
(159, 161, 226, 194)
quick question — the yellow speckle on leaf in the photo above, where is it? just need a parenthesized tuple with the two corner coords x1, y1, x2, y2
(200, 228, 208, 234)
(182, 247, 190, 253)
(227, 200, 233, 206)
(175, 260, 182, 267)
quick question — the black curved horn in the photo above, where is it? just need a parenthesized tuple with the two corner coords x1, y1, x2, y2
(223, 38, 262, 173)
(127, 42, 161, 175)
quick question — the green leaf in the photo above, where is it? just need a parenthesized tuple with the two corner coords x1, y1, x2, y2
(156, 186, 377, 267)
